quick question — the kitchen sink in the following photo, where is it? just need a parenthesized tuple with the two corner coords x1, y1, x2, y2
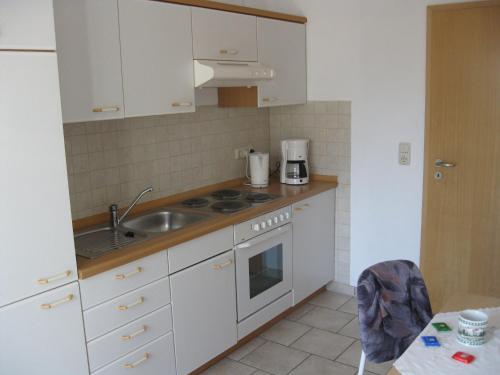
(119, 210, 209, 234)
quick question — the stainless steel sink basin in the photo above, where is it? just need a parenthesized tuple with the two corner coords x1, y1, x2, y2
(119, 210, 209, 234)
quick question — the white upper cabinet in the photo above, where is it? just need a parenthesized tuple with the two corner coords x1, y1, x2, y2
(119, 0, 195, 117)
(54, 0, 125, 123)
(0, 0, 55, 50)
(192, 8, 257, 61)
(257, 18, 306, 107)
(0, 52, 77, 307)
(0, 282, 89, 375)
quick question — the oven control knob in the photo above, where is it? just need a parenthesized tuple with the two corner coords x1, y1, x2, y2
(273, 217, 279, 224)
(267, 219, 273, 226)
(279, 214, 284, 221)
(260, 222, 266, 229)
(284, 212, 290, 219)
(252, 223, 260, 231)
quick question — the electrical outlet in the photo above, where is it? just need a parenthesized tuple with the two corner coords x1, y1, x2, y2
(234, 146, 252, 160)
(399, 142, 411, 165)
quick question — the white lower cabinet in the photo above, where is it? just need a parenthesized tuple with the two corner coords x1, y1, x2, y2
(0, 282, 89, 375)
(93, 333, 176, 375)
(171, 250, 237, 375)
(292, 189, 336, 304)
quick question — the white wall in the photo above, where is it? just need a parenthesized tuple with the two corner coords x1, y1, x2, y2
(221, 0, 475, 286)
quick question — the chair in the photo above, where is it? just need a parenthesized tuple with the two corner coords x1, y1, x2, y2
(356, 260, 433, 375)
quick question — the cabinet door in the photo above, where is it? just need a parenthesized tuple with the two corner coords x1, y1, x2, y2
(119, 0, 195, 117)
(0, 52, 77, 307)
(171, 250, 237, 375)
(292, 190, 335, 304)
(0, 0, 55, 50)
(54, 0, 124, 123)
(192, 8, 257, 61)
(0, 282, 89, 375)
(257, 18, 306, 107)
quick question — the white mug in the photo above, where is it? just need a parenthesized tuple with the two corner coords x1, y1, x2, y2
(457, 309, 488, 346)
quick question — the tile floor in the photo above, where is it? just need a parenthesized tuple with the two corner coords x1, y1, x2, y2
(201, 291, 394, 375)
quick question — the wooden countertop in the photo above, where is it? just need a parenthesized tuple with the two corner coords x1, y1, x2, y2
(76, 175, 337, 279)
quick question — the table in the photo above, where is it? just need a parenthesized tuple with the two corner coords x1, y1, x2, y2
(387, 293, 500, 375)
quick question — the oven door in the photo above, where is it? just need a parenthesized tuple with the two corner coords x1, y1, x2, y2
(235, 223, 292, 321)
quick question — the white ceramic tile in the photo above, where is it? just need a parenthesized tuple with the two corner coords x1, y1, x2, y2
(309, 291, 352, 310)
(299, 307, 355, 333)
(289, 355, 357, 375)
(291, 328, 355, 361)
(227, 337, 266, 361)
(336, 341, 394, 375)
(201, 358, 256, 375)
(260, 319, 311, 346)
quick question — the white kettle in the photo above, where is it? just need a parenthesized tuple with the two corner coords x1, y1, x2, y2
(247, 152, 269, 188)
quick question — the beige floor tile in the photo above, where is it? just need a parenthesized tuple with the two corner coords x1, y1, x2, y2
(336, 341, 394, 375)
(338, 318, 360, 339)
(309, 291, 351, 310)
(228, 337, 266, 361)
(287, 304, 316, 321)
(201, 358, 257, 375)
(251, 372, 271, 375)
(338, 298, 359, 315)
(291, 328, 354, 361)
(289, 355, 357, 375)
(260, 319, 311, 346)
(240, 341, 309, 375)
(299, 306, 356, 333)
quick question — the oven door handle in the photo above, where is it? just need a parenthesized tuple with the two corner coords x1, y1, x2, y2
(236, 224, 291, 249)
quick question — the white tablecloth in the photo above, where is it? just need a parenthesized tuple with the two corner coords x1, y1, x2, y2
(394, 307, 500, 374)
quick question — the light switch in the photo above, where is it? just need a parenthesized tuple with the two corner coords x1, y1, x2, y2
(399, 142, 411, 165)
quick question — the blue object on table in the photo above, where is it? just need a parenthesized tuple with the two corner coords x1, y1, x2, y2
(421, 336, 440, 347)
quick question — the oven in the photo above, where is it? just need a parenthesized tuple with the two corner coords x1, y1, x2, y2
(234, 207, 292, 322)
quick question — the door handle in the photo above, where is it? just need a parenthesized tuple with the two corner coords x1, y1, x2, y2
(434, 159, 456, 168)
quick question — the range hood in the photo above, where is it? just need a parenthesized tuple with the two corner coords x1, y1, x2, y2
(194, 60, 275, 88)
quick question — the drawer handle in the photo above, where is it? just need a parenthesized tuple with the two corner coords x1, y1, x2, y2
(121, 325, 147, 341)
(212, 259, 233, 270)
(40, 294, 74, 310)
(37, 270, 72, 285)
(171, 101, 192, 107)
(123, 353, 149, 369)
(294, 203, 310, 212)
(115, 267, 143, 280)
(219, 48, 239, 55)
(92, 106, 120, 113)
(262, 97, 279, 103)
(117, 297, 144, 311)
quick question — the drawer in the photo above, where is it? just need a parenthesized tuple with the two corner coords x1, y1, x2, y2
(168, 226, 233, 274)
(93, 333, 176, 375)
(84, 277, 170, 341)
(80, 251, 168, 310)
(88, 305, 172, 372)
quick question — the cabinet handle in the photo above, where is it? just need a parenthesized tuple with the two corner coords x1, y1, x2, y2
(117, 297, 144, 311)
(40, 294, 74, 310)
(212, 259, 233, 270)
(219, 48, 239, 55)
(92, 106, 120, 113)
(123, 353, 149, 369)
(115, 267, 143, 280)
(37, 270, 72, 285)
(171, 101, 193, 107)
(121, 325, 147, 341)
(262, 97, 279, 103)
(294, 203, 310, 212)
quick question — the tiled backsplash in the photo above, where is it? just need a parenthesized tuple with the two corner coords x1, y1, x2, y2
(64, 106, 269, 220)
(269, 102, 351, 285)
(63, 101, 350, 285)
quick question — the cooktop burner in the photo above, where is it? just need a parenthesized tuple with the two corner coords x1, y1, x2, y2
(245, 192, 274, 203)
(182, 197, 209, 208)
(211, 200, 251, 213)
(212, 189, 242, 200)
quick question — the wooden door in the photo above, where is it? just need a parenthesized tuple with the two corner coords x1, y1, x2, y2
(421, 1, 500, 311)
(118, 0, 195, 117)
(257, 18, 307, 107)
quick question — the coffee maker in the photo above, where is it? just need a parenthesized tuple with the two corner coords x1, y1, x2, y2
(280, 139, 309, 185)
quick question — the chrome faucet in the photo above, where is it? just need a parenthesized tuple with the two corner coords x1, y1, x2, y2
(110, 187, 153, 229)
